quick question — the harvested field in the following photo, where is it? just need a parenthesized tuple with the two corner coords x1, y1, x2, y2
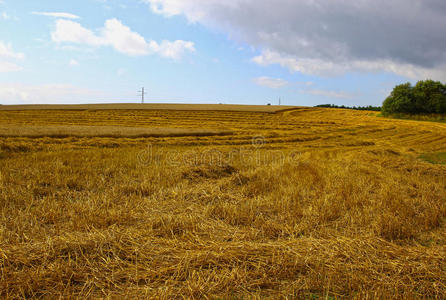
(0, 125, 233, 138)
(0, 106, 445, 298)
(0, 103, 296, 113)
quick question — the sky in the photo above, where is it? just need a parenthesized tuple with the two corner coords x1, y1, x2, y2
(0, 0, 445, 106)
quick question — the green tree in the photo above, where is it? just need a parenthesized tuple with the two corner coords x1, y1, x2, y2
(382, 80, 446, 114)
(413, 80, 446, 113)
(382, 83, 415, 114)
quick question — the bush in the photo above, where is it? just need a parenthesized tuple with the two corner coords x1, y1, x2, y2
(383, 80, 446, 115)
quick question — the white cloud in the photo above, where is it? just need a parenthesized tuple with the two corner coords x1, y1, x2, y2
(1, 11, 18, 21)
(252, 50, 343, 77)
(69, 59, 79, 66)
(0, 41, 24, 72)
(296, 81, 314, 87)
(32, 12, 80, 19)
(101, 18, 151, 56)
(52, 19, 103, 47)
(252, 49, 446, 80)
(0, 41, 24, 60)
(149, 39, 196, 59)
(145, 0, 238, 22)
(253, 76, 288, 89)
(252, 74, 353, 99)
(51, 18, 195, 59)
(0, 83, 105, 104)
(0, 61, 22, 72)
(144, 0, 446, 81)
(299, 89, 356, 100)
(55, 45, 95, 53)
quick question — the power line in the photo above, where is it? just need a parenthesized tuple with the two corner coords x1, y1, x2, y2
(138, 87, 147, 104)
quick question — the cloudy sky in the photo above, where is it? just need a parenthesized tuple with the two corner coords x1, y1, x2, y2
(1, 0, 445, 106)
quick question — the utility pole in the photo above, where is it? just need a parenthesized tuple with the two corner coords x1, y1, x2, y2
(279, 97, 281, 106)
(138, 87, 146, 104)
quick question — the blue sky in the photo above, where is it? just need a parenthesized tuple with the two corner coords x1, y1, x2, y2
(0, 0, 445, 106)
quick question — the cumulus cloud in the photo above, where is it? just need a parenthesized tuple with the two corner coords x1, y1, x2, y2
(145, 0, 446, 80)
(51, 18, 195, 59)
(32, 12, 80, 19)
(253, 76, 288, 89)
(52, 19, 102, 46)
(100, 18, 151, 56)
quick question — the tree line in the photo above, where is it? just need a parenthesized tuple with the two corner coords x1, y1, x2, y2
(382, 80, 446, 115)
(315, 104, 381, 111)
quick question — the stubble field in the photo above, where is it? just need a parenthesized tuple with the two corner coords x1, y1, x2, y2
(0, 104, 445, 299)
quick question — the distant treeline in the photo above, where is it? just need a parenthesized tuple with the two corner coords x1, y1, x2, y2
(382, 80, 446, 115)
(315, 104, 381, 111)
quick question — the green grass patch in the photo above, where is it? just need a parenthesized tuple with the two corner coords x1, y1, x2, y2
(419, 152, 446, 164)
(382, 113, 446, 123)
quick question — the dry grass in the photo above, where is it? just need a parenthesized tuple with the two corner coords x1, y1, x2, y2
(0, 125, 233, 138)
(0, 103, 296, 113)
(0, 107, 445, 298)
(384, 113, 446, 123)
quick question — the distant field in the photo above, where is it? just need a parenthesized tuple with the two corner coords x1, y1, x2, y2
(0, 125, 233, 138)
(0, 103, 297, 113)
(0, 107, 445, 298)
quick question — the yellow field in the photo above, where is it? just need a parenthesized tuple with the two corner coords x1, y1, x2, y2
(0, 106, 445, 298)
(0, 125, 233, 138)
(0, 103, 295, 113)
